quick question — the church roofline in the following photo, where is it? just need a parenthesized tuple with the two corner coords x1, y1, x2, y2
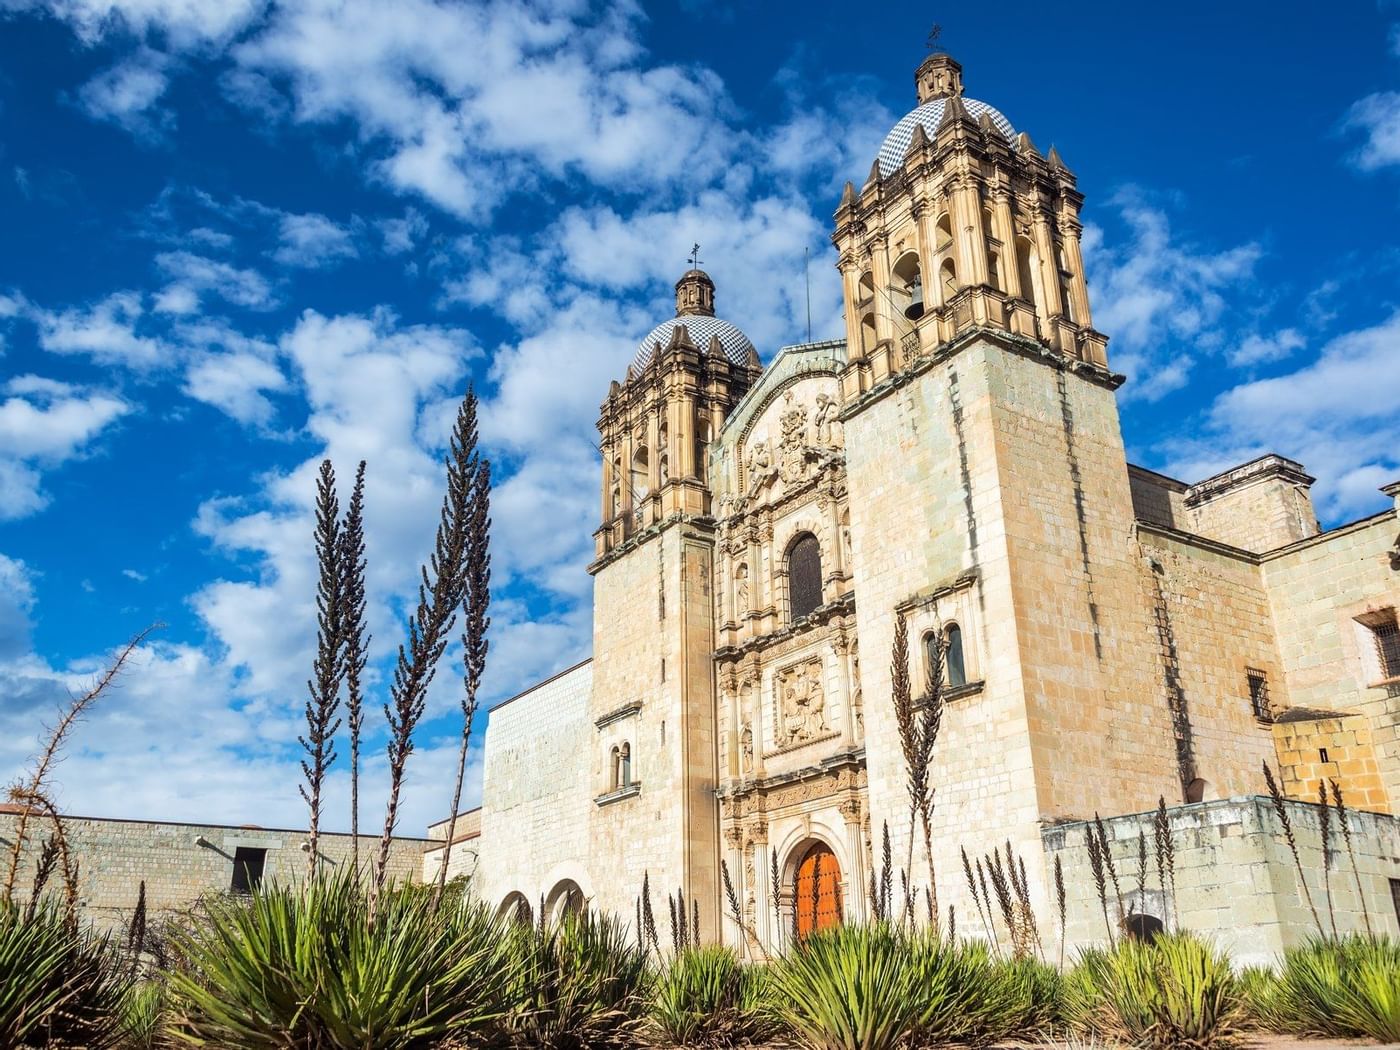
(715, 338, 849, 444)
(488, 657, 593, 714)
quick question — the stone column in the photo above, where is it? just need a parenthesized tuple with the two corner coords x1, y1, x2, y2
(840, 797, 867, 923)
(993, 192, 1021, 298)
(1059, 216, 1092, 327)
(868, 235, 893, 344)
(1031, 206, 1065, 319)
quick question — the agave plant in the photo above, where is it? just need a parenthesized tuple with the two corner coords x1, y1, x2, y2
(119, 980, 169, 1048)
(644, 945, 771, 1048)
(1062, 933, 1243, 1050)
(766, 922, 923, 1050)
(0, 898, 131, 1047)
(1265, 935, 1400, 1042)
(497, 906, 649, 1048)
(165, 871, 513, 1048)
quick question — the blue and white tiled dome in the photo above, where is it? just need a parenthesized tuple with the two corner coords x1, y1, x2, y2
(876, 98, 1016, 177)
(631, 315, 756, 373)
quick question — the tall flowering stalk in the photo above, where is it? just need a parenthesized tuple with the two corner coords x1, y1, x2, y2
(437, 389, 491, 901)
(301, 460, 344, 875)
(340, 462, 369, 873)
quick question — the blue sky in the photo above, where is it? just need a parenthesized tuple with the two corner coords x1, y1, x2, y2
(1, 0, 1398, 833)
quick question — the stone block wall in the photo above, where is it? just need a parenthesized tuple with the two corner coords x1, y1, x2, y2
(1261, 512, 1400, 810)
(1044, 796, 1400, 967)
(1274, 713, 1389, 814)
(0, 812, 427, 935)
(473, 661, 594, 919)
(1184, 456, 1319, 555)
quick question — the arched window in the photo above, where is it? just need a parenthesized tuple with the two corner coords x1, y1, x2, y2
(940, 257, 958, 299)
(620, 742, 632, 787)
(987, 250, 1001, 291)
(857, 271, 875, 305)
(859, 312, 877, 356)
(921, 630, 943, 695)
(945, 623, 966, 688)
(788, 533, 823, 622)
(631, 446, 650, 503)
(935, 213, 953, 250)
(609, 745, 621, 790)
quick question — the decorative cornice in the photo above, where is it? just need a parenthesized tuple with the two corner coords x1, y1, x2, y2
(1183, 454, 1316, 509)
(715, 591, 857, 661)
(840, 324, 1125, 424)
(594, 701, 642, 730)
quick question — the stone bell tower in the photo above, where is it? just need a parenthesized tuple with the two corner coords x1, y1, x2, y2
(833, 51, 1107, 402)
(837, 52, 1178, 923)
(586, 269, 759, 931)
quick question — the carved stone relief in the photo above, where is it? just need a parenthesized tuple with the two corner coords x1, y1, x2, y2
(775, 658, 827, 746)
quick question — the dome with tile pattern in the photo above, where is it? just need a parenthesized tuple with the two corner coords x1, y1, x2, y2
(630, 269, 756, 372)
(876, 97, 1017, 178)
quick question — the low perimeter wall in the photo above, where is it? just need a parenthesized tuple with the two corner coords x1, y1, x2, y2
(0, 811, 430, 935)
(1044, 796, 1400, 967)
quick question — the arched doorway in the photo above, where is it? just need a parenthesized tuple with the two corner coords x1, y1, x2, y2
(793, 842, 842, 938)
(544, 879, 585, 923)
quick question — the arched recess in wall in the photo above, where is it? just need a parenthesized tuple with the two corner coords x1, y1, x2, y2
(498, 891, 533, 925)
(891, 251, 923, 321)
(544, 879, 585, 923)
(787, 533, 823, 622)
(631, 446, 650, 503)
(1184, 778, 1210, 804)
(1015, 236, 1041, 315)
(694, 415, 712, 483)
(609, 457, 622, 519)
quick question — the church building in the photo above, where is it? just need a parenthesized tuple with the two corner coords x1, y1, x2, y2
(431, 52, 1400, 962)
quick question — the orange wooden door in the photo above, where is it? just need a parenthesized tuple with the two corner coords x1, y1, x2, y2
(794, 843, 842, 938)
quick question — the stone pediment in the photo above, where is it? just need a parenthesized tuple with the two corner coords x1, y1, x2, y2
(709, 340, 849, 516)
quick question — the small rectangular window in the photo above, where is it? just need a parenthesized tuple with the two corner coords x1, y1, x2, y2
(231, 847, 267, 894)
(1246, 668, 1271, 722)
(1319, 747, 1330, 764)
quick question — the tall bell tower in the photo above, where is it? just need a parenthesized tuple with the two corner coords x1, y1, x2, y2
(838, 52, 1180, 921)
(586, 269, 759, 930)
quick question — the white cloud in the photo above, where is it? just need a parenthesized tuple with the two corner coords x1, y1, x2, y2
(1344, 91, 1400, 172)
(272, 211, 358, 268)
(13, 0, 266, 47)
(1162, 310, 1400, 521)
(0, 376, 129, 519)
(155, 250, 276, 311)
(1083, 190, 1261, 401)
(379, 209, 427, 256)
(34, 290, 168, 367)
(76, 48, 171, 136)
(121, 567, 147, 581)
(0, 554, 36, 660)
(1228, 328, 1305, 367)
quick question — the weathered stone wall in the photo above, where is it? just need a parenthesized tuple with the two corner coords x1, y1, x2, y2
(472, 661, 594, 920)
(1128, 464, 1188, 530)
(1134, 525, 1283, 802)
(1261, 512, 1400, 810)
(1044, 797, 1400, 966)
(1183, 457, 1319, 555)
(0, 813, 427, 935)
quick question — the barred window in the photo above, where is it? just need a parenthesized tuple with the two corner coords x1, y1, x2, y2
(788, 534, 823, 622)
(1246, 668, 1272, 722)
(1372, 613, 1400, 680)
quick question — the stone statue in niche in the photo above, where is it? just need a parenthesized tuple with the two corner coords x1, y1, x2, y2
(777, 659, 827, 745)
(740, 724, 753, 773)
(734, 562, 749, 614)
(813, 393, 844, 448)
(747, 440, 777, 496)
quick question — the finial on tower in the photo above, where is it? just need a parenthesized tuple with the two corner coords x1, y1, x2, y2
(915, 51, 963, 104)
(675, 256, 716, 318)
